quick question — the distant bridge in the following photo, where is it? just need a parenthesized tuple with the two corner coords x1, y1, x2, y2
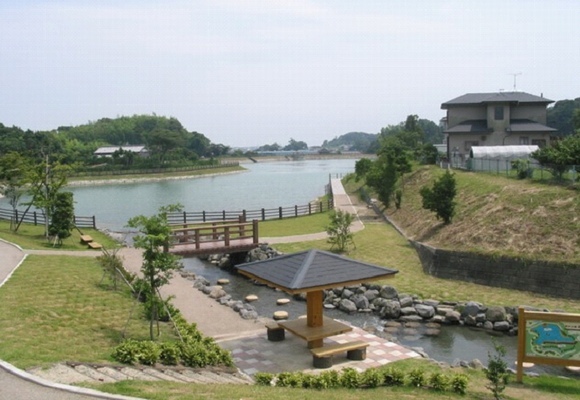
(166, 219, 260, 257)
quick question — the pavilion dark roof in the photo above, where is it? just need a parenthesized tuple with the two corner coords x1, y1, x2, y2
(235, 249, 398, 293)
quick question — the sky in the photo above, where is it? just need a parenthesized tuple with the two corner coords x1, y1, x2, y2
(1, 1, 579, 148)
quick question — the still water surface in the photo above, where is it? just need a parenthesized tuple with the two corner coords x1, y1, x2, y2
(67, 159, 356, 230)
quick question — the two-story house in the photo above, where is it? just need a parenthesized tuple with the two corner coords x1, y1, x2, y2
(440, 92, 557, 162)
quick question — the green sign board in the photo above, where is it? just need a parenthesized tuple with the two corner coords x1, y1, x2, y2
(525, 320, 580, 360)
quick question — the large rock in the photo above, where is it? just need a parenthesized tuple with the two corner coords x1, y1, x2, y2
(379, 299, 401, 319)
(209, 287, 227, 299)
(486, 306, 507, 322)
(399, 296, 414, 308)
(363, 289, 379, 302)
(341, 289, 354, 299)
(415, 304, 435, 319)
(351, 294, 370, 310)
(339, 299, 357, 313)
(493, 321, 511, 331)
(192, 276, 210, 289)
(444, 310, 461, 324)
(462, 301, 483, 318)
(239, 309, 258, 320)
(379, 285, 398, 299)
(400, 306, 418, 316)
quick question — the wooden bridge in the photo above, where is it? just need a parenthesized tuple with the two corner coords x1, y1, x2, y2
(166, 218, 260, 256)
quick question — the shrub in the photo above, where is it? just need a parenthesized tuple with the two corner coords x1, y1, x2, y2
(361, 368, 383, 388)
(428, 371, 450, 392)
(511, 159, 531, 179)
(138, 340, 160, 365)
(340, 367, 361, 389)
(316, 370, 340, 389)
(112, 339, 142, 364)
(408, 367, 427, 388)
(450, 373, 469, 395)
(276, 372, 302, 388)
(254, 372, 274, 386)
(383, 367, 406, 386)
(159, 342, 180, 366)
(420, 170, 457, 224)
(485, 341, 510, 399)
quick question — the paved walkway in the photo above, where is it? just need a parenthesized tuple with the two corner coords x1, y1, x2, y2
(0, 179, 419, 398)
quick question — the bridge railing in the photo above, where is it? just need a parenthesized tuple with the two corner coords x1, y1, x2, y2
(168, 219, 259, 251)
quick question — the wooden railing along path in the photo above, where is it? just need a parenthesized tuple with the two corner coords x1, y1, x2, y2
(167, 218, 260, 256)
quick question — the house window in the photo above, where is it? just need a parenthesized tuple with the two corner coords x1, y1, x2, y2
(464, 141, 479, 151)
(519, 137, 529, 145)
(494, 106, 504, 120)
(531, 139, 546, 147)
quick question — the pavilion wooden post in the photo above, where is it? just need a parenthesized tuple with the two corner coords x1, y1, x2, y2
(306, 290, 324, 348)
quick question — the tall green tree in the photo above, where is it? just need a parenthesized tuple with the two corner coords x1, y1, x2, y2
(420, 171, 457, 224)
(26, 158, 72, 237)
(127, 204, 183, 340)
(48, 191, 75, 246)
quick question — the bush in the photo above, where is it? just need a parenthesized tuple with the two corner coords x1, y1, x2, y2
(383, 367, 406, 386)
(450, 373, 469, 395)
(361, 368, 383, 388)
(254, 372, 274, 386)
(112, 339, 142, 364)
(420, 170, 457, 224)
(408, 367, 427, 388)
(486, 341, 510, 399)
(276, 372, 303, 388)
(138, 340, 160, 365)
(340, 367, 361, 389)
(316, 370, 340, 389)
(428, 371, 450, 391)
(159, 342, 180, 366)
(511, 159, 531, 179)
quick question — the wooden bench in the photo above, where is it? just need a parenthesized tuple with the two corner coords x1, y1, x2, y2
(265, 322, 285, 342)
(310, 340, 369, 369)
(80, 235, 93, 244)
(88, 241, 103, 249)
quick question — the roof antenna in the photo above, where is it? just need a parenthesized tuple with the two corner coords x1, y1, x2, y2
(509, 72, 522, 91)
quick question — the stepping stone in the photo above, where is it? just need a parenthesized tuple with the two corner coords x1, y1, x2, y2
(273, 310, 288, 320)
(245, 294, 258, 302)
(276, 298, 290, 305)
(119, 367, 159, 381)
(217, 278, 230, 285)
(73, 365, 116, 383)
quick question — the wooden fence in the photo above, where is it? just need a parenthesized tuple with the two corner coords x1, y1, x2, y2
(166, 199, 333, 225)
(0, 208, 97, 229)
(0, 197, 333, 230)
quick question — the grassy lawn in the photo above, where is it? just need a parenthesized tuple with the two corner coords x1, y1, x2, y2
(0, 220, 120, 250)
(259, 212, 330, 236)
(0, 255, 176, 369)
(273, 222, 580, 312)
(87, 357, 580, 400)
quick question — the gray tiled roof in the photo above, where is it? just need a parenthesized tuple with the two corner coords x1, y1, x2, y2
(441, 92, 553, 109)
(236, 249, 398, 293)
(509, 119, 557, 132)
(444, 120, 492, 134)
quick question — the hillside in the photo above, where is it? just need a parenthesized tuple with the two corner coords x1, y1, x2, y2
(365, 166, 579, 264)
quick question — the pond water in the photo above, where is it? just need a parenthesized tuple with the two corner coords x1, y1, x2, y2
(182, 257, 574, 377)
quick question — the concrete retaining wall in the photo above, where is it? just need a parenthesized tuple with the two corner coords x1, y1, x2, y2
(411, 241, 580, 299)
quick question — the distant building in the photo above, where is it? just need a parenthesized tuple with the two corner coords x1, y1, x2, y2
(93, 145, 149, 158)
(441, 92, 557, 166)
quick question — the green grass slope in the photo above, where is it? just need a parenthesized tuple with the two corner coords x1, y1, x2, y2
(380, 166, 579, 264)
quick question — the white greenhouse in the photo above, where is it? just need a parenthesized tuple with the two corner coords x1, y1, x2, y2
(468, 145, 539, 172)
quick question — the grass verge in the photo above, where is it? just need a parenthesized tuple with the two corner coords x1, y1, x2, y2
(259, 212, 330, 237)
(0, 255, 175, 369)
(0, 220, 120, 250)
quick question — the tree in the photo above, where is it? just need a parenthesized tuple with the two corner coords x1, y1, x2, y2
(26, 157, 72, 237)
(0, 152, 30, 231)
(420, 171, 457, 224)
(485, 341, 510, 400)
(127, 204, 183, 340)
(48, 191, 75, 246)
(354, 158, 373, 182)
(531, 134, 580, 179)
(283, 138, 308, 151)
(326, 210, 355, 253)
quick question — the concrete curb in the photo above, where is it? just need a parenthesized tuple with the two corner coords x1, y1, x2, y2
(0, 361, 145, 400)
